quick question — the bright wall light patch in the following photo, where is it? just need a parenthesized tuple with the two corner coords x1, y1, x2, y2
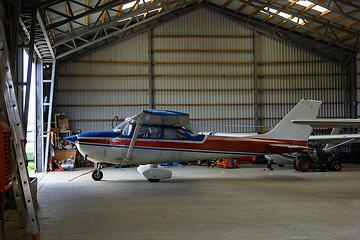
(122, 0, 152, 10)
(289, 0, 328, 12)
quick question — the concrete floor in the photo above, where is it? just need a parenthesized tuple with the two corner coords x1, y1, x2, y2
(3, 163, 360, 240)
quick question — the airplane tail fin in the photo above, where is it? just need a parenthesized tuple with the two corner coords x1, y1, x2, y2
(257, 99, 322, 142)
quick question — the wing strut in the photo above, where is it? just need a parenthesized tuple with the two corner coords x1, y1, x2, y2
(125, 115, 144, 160)
(323, 139, 355, 152)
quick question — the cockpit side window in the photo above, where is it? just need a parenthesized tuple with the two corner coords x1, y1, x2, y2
(164, 128, 177, 139)
(137, 126, 160, 139)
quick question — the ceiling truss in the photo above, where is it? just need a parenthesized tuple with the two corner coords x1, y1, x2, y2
(7, 0, 359, 65)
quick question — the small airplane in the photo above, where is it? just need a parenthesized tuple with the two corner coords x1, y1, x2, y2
(65, 99, 321, 182)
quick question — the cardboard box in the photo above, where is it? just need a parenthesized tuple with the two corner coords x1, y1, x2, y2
(54, 150, 77, 161)
(58, 119, 69, 129)
(52, 128, 60, 134)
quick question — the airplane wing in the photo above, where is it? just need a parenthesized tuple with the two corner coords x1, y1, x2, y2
(291, 119, 360, 128)
(309, 134, 360, 144)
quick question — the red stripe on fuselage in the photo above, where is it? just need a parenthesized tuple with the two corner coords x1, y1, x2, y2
(79, 136, 307, 154)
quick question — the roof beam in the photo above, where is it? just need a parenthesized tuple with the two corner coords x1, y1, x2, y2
(99, 0, 109, 35)
(262, 0, 298, 23)
(113, 4, 124, 27)
(56, 0, 199, 59)
(241, 0, 360, 51)
(333, 0, 360, 10)
(36, 11, 55, 58)
(276, 0, 324, 29)
(59, 3, 202, 65)
(204, 3, 354, 66)
(221, 0, 232, 9)
(52, 0, 186, 47)
(250, 0, 360, 37)
(45, 0, 137, 31)
(235, 3, 247, 13)
(19, 17, 42, 59)
(306, 0, 360, 24)
(248, 0, 275, 19)
(303, 11, 358, 37)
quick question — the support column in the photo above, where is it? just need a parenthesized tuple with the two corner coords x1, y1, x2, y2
(341, 52, 349, 119)
(35, 60, 43, 172)
(148, 28, 153, 109)
(253, 30, 258, 133)
(23, 9, 37, 134)
(10, 0, 21, 81)
(351, 56, 356, 119)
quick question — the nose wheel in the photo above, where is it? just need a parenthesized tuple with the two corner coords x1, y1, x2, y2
(92, 163, 103, 181)
(92, 170, 103, 181)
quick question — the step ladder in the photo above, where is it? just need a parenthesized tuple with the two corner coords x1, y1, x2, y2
(0, 15, 39, 237)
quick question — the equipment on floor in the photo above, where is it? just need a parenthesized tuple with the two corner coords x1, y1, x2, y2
(216, 158, 239, 168)
(293, 148, 342, 172)
(0, 122, 11, 240)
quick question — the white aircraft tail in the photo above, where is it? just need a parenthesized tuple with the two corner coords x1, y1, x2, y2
(257, 99, 322, 142)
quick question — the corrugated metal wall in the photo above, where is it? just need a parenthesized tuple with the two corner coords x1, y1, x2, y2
(56, 8, 348, 134)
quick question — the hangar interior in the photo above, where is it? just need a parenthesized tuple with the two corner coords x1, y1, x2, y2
(1, 0, 360, 239)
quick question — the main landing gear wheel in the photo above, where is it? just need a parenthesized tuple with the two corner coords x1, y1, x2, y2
(292, 160, 299, 171)
(148, 179, 160, 182)
(92, 170, 103, 181)
(297, 158, 310, 172)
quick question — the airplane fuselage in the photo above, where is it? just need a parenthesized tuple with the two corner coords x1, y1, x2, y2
(74, 129, 305, 165)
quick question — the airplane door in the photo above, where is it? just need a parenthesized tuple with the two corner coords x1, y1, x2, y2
(162, 127, 181, 161)
(133, 126, 161, 162)
(162, 128, 194, 162)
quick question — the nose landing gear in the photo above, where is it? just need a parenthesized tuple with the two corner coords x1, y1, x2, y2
(92, 163, 103, 181)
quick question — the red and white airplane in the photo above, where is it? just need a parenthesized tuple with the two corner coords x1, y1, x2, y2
(65, 99, 321, 182)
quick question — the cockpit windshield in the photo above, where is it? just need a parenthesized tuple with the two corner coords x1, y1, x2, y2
(113, 113, 140, 135)
(184, 127, 198, 137)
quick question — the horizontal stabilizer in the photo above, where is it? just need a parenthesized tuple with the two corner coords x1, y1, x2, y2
(269, 144, 310, 150)
(292, 119, 360, 128)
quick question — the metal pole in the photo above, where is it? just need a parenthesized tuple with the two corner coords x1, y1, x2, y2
(10, 0, 21, 79)
(148, 28, 153, 109)
(23, 9, 37, 134)
(35, 60, 43, 172)
(341, 52, 349, 119)
(351, 56, 356, 119)
(44, 60, 56, 172)
(253, 30, 258, 133)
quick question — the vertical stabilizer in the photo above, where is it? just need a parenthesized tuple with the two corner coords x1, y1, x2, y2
(257, 99, 322, 141)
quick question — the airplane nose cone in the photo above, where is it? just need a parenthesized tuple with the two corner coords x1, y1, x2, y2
(64, 135, 77, 144)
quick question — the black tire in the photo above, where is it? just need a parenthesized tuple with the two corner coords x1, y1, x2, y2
(297, 158, 311, 172)
(148, 179, 160, 182)
(292, 160, 299, 171)
(331, 161, 342, 171)
(92, 170, 103, 181)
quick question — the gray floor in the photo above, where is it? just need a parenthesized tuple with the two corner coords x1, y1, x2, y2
(4, 163, 360, 240)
